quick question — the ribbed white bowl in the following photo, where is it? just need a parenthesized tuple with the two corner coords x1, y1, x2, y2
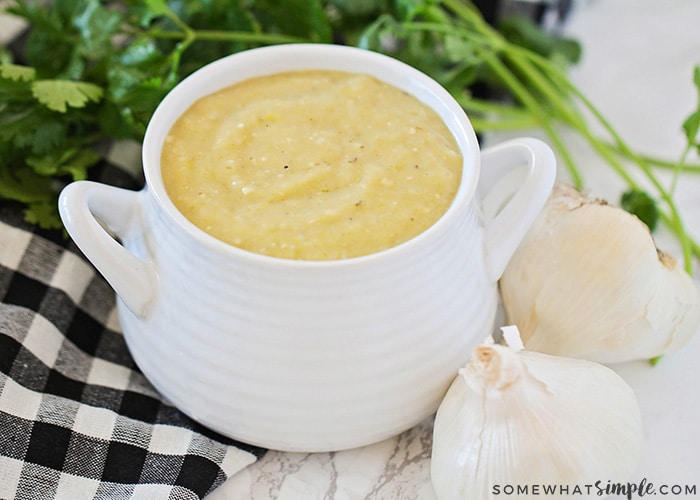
(59, 44, 555, 452)
(119, 188, 492, 451)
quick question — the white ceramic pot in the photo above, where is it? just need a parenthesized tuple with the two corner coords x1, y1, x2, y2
(59, 44, 555, 452)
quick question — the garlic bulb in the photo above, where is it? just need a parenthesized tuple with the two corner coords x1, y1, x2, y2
(431, 328, 643, 500)
(499, 182, 700, 364)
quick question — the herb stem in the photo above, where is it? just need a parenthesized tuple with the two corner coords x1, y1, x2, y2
(432, 0, 590, 186)
(603, 144, 700, 173)
(467, 115, 539, 131)
(439, 1, 698, 273)
(458, 0, 696, 272)
(141, 28, 305, 45)
(458, 97, 532, 118)
(455, 96, 539, 129)
(475, 47, 584, 186)
(397, 20, 583, 185)
(673, 144, 694, 194)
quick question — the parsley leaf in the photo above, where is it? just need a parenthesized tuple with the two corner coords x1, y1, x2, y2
(0, 157, 53, 204)
(682, 66, 700, 154)
(144, 0, 172, 18)
(31, 79, 104, 112)
(621, 190, 659, 231)
(0, 63, 36, 81)
(23, 199, 63, 228)
(27, 147, 98, 180)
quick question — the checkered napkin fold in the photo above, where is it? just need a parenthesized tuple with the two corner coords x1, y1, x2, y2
(0, 158, 265, 500)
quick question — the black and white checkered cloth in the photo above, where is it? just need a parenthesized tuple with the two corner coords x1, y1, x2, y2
(0, 157, 266, 500)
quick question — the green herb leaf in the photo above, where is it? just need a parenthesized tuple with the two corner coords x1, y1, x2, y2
(498, 16, 581, 68)
(331, 0, 386, 17)
(72, 0, 123, 59)
(621, 190, 659, 231)
(0, 107, 46, 150)
(144, 0, 173, 18)
(23, 200, 63, 229)
(252, 0, 332, 42)
(30, 120, 68, 155)
(0, 63, 36, 81)
(682, 66, 700, 154)
(10, 0, 79, 78)
(26, 147, 98, 180)
(0, 161, 53, 204)
(31, 79, 104, 112)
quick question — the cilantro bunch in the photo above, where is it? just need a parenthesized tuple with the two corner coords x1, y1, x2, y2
(1, 0, 698, 275)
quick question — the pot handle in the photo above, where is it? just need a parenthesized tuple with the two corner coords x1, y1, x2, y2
(478, 138, 556, 282)
(58, 181, 157, 318)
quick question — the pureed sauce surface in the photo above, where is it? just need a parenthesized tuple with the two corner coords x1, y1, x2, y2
(161, 70, 463, 260)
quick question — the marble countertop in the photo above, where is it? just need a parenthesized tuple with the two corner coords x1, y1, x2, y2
(210, 1, 700, 498)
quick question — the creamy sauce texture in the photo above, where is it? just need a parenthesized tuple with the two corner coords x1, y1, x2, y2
(161, 70, 463, 260)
